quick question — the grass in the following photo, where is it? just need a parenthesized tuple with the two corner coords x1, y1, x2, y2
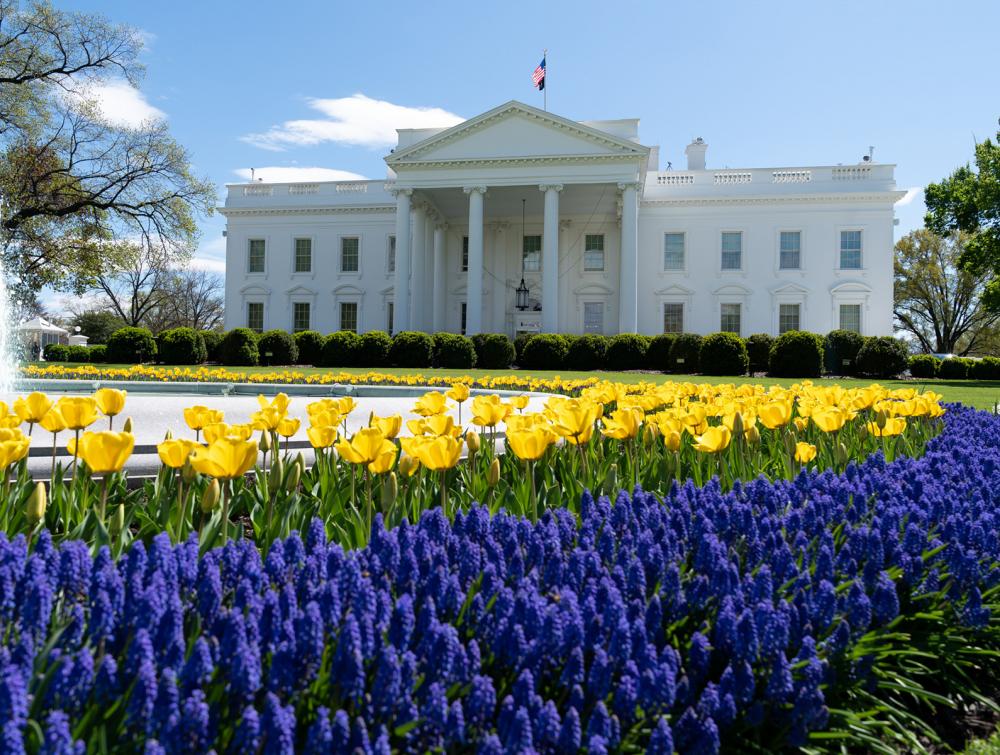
(26, 362, 1000, 410)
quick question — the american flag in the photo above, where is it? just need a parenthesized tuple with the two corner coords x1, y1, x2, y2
(532, 57, 546, 90)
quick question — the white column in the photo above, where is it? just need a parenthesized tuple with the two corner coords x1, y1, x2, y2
(618, 182, 639, 333)
(464, 186, 486, 335)
(423, 215, 435, 328)
(432, 223, 447, 332)
(540, 184, 562, 333)
(392, 189, 412, 332)
(410, 204, 427, 331)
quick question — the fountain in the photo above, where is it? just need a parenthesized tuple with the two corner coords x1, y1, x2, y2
(0, 262, 15, 394)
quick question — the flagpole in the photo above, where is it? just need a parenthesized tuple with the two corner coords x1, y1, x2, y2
(543, 48, 547, 111)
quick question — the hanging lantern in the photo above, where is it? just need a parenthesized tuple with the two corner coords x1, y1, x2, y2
(516, 278, 529, 311)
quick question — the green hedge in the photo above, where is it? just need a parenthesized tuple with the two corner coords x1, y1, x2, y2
(668, 333, 703, 373)
(389, 331, 434, 368)
(433, 333, 476, 369)
(520, 333, 568, 370)
(471, 334, 515, 370)
(769, 331, 823, 378)
(700, 332, 749, 376)
(971, 357, 1000, 380)
(88, 344, 107, 363)
(258, 330, 298, 366)
(43, 343, 69, 361)
(293, 331, 325, 366)
(65, 344, 91, 363)
(745, 333, 773, 375)
(606, 333, 649, 371)
(855, 336, 910, 379)
(107, 327, 157, 364)
(202, 331, 224, 362)
(938, 357, 970, 380)
(322, 331, 360, 368)
(357, 331, 392, 367)
(158, 327, 208, 366)
(567, 334, 608, 371)
(646, 334, 676, 373)
(219, 328, 259, 367)
(908, 354, 939, 379)
(823, 329, 865, 376)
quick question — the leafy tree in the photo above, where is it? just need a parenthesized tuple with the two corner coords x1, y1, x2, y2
(70, 309, 123, 344)
(924, 123, 1000, 311)
(894, 229, 999, 355)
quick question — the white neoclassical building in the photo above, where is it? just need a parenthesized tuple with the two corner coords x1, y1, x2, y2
(221, 100, 905, 340)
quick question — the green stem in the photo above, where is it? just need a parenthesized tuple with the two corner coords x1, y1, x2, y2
(99, 476, 109, 523)
(440, 470, 447, 517)
(221, 481, 231, 541)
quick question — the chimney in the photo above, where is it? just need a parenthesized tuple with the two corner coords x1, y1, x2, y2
(685, 137, 707, 171)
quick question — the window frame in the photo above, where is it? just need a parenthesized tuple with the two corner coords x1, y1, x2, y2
(720, 302, 742, 335)
(720, 231, 743, 271)
(246, 301, 264, 332)
(339, 301, 359, 333)
(459, 302, 467, 336)
(583, 301, 605, 334)
(461, 236, 469, 272)
(292, 237, 313, 274)
(662, 301, 685, 334)
(839, 303, 862, 334)
(292, 301, 311, 332)
(386, 300, 394, 335)
(778, 230, 802, 271)
(522, 234, 542, 273)
(663, 232, 686, 272)
(778, 303, 801, 334)
(387, 235, 396, 275)
(340, 236, 361, 274)
(839, 229, 863, 270)
(583, 234, 605, 272)
(247, 238, 266, 274)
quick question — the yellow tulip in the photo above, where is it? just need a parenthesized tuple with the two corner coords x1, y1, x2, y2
(811, 408, 850, 433)
(94, 388, 127, 417)
(0, 437, 30, 468)
(552, 399, 602, 445)
(465, 429, 481, 454)
(423, 414, 462, 438)
(398, 454, 420, 477)
(471, 394, 510, 428)
(370, 414, 402, 439)
(307, 425, 338, 449)
(403, 435, 462, 471)
(258, 393, 291, 414)
(14, 392, 52, 425)
(413, 392, 448, 416)
(664, 430, 682, 453)
(368, 446, 398, 474)
(56, 396, 100, 431)
(184, 406, 224, 432)
(757, 401, 793, 430)
(793, 417, 810, 432)
(601, 407, 643, 440)
(157, 438, 202, 469)
(251, 406, 285, 432)
(77, 431, 135, 474)
(446, 383, 470, 403)
(189, 437, 259, 479)
(867, 417, 907, 437)
(794, 442, 818, 463)
(309, 409, 342, 429)
(39, 408, 66, 434)
(508, 395, 530, 411)
(506, 427, 556, 461)
(335, 397, 357, 416)
(277, 418, 301, 438)
(335, 428, 396, 467)
(693, 426, 732, 453)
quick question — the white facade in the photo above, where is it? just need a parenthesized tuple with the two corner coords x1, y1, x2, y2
(221, 101, 904, 339)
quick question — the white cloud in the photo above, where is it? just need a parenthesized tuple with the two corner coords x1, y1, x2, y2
(190, 236, 226, 274)
(69, 78, 166, 128)
(190, 256, 227, 274)
(896, 186, 924, 207)
(241, 93, 463, 151)
(232, 166, 368, 183)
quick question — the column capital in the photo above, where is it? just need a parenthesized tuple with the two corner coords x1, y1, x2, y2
(490, 220, 510, 234)
(616, 181, 642, 192)
(389, 187, 413, 197)
(539, 183, 564, 193)
(463, 185, 488, 195)
(434, 221, 448, 231)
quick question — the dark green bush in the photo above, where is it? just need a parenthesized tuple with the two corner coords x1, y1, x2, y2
(107, 327, 157, 364)
(970, 356, 1000, 380)
(699, 332, 749, 376)
(293, 331, 326, 366)
(65, 344, 91, 363)
(357, 331, 393, 367)
(219, 328, 259, 367)
(514, 333, 534, 366)
(201, 331, 224, 362)
(646, 334, 676, 373)
(668, 333, 703, 373)
(433, 333, 477, 369)
(908, 354, 939, 379)
(520, 333, 568, 371)
(157, 327, 208, 365)
(389, 331, 434, 368)
(768, 331, 823, 377)
(606, 334, 650, 371)
(566, 334, 608, 371)
(938, 357, 970, 380)
(745, 333, 774, 375)
(471, 334, 515, 369)
(88, 344, 107, 363)
(855, 336, 910, 379)
(43, 343, 69, 361)
(258, 330, 298, 366)
(322, 331, 360, 367)
(823, 329, 865, 375)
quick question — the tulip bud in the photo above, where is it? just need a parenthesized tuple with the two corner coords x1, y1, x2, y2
(122, 417, 133, 433)
(285, 461, 301, 493)
(745, 425, 761, 445)
(201, 479, 221, 512)
(382, 472, 398, 510)
(164, 428, 173, 440)
(607, 463, 618, 493)
(642, 423, 657, 448)
(664, 431, 682, 453)
(732, 412, 744, 437)
(181, 460, 197, 484)
(111, 503, 125, 537)
(487, 457, 500, 487)
(269, 456, 284, 490)
(26, 482, 46, 525)
(399, 455, 419, 477)
(784, 433, 797, 456)
(465, 429, 481, 455)
(835, 442, 849, 465)
(875, 409, 887, 430)
(259, 431, 272, 452)
(294, 452, 306, 476)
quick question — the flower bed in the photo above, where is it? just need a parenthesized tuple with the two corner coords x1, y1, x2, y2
(1, 405, 998, 752)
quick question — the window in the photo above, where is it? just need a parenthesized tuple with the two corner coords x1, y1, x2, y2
(720, 303, 741, 334)
(721, 232, 742, 270)
(840, 303, 862, 333)
(664, 233, 685, 271)
(522, 235, 542, 272)
(460, 302, 467, 335)
(340, 302, 358, 333)
(293, 302, 310, 332)
(584, 234, 605, 272)
(663, 302, 684, 333)
(248, 239, 265, 273)
(247, 301, 264, 332)
(387, 236, 396, 273)
(583, 302, 604, 334)
(461, 237, 469, 272)
(293, 238, 312, 273)
(387, 301, 394, 335)
(840, 230, 862, 269)
(341, 237, 360, 272)
(779, 303, 801, 334)
(779, 231, 801, 270)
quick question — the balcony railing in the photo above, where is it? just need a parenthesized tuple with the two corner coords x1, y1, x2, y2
(242, 185, 272, 197)
(771, 170, 812, 183)
(832, 166, 873, 180)
(288, 183, 319, 195)
(713, 172, 753, 185)
(657, 174, 695, 186)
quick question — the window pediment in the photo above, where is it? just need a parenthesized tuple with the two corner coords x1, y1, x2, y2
(240, 284, 271, 296)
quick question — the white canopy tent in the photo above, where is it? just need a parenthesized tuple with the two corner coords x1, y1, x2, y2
(16, 317, 69, 359)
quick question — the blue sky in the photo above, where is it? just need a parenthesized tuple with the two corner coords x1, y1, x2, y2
(61, 0, 1000, 282)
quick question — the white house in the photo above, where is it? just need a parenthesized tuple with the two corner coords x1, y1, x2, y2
(221, 100, 904, 340)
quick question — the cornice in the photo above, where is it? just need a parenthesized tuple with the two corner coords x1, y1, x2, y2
(218, 205, 395, 218)
(640, 192, 906, 207)
(392, 153, 646, 171)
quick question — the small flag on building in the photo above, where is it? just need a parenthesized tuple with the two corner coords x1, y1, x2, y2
(532, 56, 546, 90)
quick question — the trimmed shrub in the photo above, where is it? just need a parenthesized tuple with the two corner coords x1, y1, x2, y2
(668, 333, 703, 374)
(65, 344, 91, 363)
(566, 334, 608, 371)
(106, 326, 157, 364)
(201, 331, 224, 362)
(646, 334, 676, 373)
(514, 333, 534, 366)
(219, 328, 259, 367)
(823, 329, 865, 375)
(157, 327, 208, 365)
(433, 333, 477, 369)
(389, 331, 434, 368)
(970, 356, 1000, 381)
(908, 354, 939, 379)
(855, 336, 910, 379)
(768, 331, 823, 378)
(88, 344, 107, 363)
(322, 331, 360, 367)
(606, 334, 650, 371)
(43, 343, 69, 361)
(293, 331, 326, 366)
(699, 332, 749, 376)
(938, 357, 970, 380)
(357, 331, 393, 367)
(258, 330, 298, 366)
(472, 334, 515, 370)
(745, 333, 774, 375)
(520, 333, 568, 371)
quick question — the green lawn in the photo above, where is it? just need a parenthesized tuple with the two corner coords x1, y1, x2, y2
(26, 362, 1000, 411)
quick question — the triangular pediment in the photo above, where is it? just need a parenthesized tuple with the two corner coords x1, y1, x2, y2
(387, 101, 648, 166)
